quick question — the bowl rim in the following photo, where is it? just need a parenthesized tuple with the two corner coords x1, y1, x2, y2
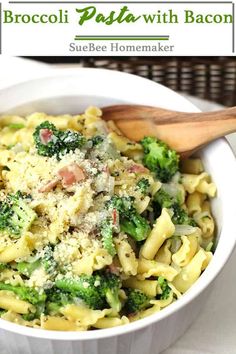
(0, 67, 235, 341)
(0, 67, 199, 114)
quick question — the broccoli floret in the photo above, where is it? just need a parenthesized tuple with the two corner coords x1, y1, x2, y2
(17, 259, 41, 277)
(100, 219, 116, 257)
(125, 289, 151, 314)
(140, 137, 179, 182)
(45, 302, 61, 314)
(0, 282, 46, 305)
(106, 196, 150, 241)
(100, 272, 121, 313)
(46, 288, 72, 305)
(55, 274, 105, 310)
(153, 189, 175, 219)
(55, 272, 121, 312)
(171, 203, 196, 226)
(107, 196, 134, 216)
(121, 215, 151, 242)
(48, 275, 121, 314)
(158, 277, 171, 300)
(42, 245, 57, 274)
(154, 189, 174, 209)
(17, 245, 57, 277)
(33, 121, 58, 157)
(21, 313, 37, 321)
(89, 135, 104, 147)
(0, 192, 37, 237)
(0, 263, 8, 271)
(33, 121, 86, 159)
(58, 130, 86, 155)
(154, 189, 196, 226)
(136, 178, 150, 195)
(45, 288, 73, 315)
(17, 245, 58, 279)
(22, 301, 45, 321)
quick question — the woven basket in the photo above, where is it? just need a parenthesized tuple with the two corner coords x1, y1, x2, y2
(30, 57, 236, 106)
(82, 57, 236, 107)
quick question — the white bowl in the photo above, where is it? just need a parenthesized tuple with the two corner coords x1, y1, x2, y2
(0, 68, 235, 354)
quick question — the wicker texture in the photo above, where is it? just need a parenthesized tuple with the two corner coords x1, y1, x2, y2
(81, 57, 236, 107)
(30, 57, 236, 106)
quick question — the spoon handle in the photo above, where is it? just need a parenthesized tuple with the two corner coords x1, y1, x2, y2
(102, 105, 236, 155)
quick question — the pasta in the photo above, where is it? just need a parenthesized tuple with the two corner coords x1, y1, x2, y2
(140, 209, 175, 260)
(137, 259, 178, 281)
(155, 239, 172, 265)
(0, 107, 217, 331)
(0, 291, 34, 314)
(180, 158, 204, 175)
(172, 249, 211, 293)
(186, 191, 206, 215)
(60, 304, 112, 326)
(41, 316, 83, 331)
(114, 235, 138, 276)
(122, 278, 159, 297)
(172, 234, 198, 267)
(93, 315, 129, 328)
(182, 172, 216, 197)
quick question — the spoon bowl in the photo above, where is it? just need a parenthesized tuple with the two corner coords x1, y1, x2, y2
(102, 104, 236, 157)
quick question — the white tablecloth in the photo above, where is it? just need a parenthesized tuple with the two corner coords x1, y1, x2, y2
(0, 57, 236, 354)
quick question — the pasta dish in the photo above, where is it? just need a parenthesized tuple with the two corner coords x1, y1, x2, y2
(0, 107, 216, 331)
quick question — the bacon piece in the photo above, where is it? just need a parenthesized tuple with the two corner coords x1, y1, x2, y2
(108, 263, 120, 276)
(38, 178, 59, 193)
(127, 164, 149, 174)
(39, 164, 86, 193)
(57, 163, 86, 187)
(102, 165, 109, 174)
(39, 128, 53, 145)
(112, 209, 117, 225)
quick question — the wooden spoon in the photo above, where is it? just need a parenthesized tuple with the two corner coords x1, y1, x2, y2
(102, 105, 236, 157)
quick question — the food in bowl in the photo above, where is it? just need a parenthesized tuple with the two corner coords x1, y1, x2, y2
(0, 106, 216, 331)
